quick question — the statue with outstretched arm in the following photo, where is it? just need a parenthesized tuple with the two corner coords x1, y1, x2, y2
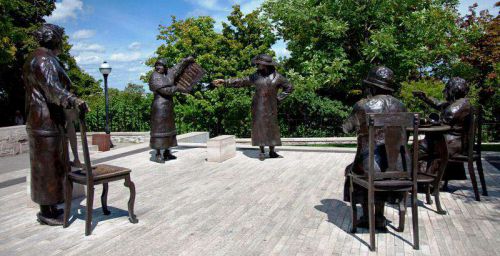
(413, 77, 472, 186)
(213, 54, 293, 160)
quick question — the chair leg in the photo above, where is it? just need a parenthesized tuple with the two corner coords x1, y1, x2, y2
(398, 192, 407, 232)
(476, 158, 488, 196)
(63, 177, 73, 228)
(349, 187, 357, 233)
(412, 186, 419, 250)
(433, 185, 446, 215)
(101, 183, 111, 215)
(368, 189, 376, 251)
(124, 175, 138, 223)
(467, 160, 480, 201)
(425, 185, 433, 205)
(85, 185, 94, 236)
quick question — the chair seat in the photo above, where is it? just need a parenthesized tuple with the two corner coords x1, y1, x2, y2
(450, 153, 480, 161)
(417, 173, 435, 183)
(69, 164, 131, 182)
(373, 179, 414, 190)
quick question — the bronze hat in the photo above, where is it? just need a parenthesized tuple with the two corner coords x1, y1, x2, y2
(363, 66, 395, 92)
(251, 54, 278, 66)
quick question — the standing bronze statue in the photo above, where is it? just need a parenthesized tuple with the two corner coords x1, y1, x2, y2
(212, 54, 293, 160)
(149, 57, 194, 162)
(342, 66, 408, 230)
(413, 77, 472, 188)
(23, 24, 88, 225)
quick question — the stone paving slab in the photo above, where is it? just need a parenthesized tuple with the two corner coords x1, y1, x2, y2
(0, 148, 498, 256)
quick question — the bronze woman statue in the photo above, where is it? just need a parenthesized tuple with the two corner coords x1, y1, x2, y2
(149, 57, 194, 162)
(213, 54, 293, 160)
(343, 66, 408, 230)
(413, 77, 472, 187)
(23, 24, 88, 225)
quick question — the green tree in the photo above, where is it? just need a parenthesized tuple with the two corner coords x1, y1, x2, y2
(263, 0, 469, 99)
(0, 0, 101, 126)
(145, 5, 277, 137)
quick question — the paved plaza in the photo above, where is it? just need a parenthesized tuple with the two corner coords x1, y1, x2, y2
(0, 146, 499, 256)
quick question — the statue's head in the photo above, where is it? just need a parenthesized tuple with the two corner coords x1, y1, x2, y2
(34, 24, 65, 53)
(252, 54, 277, 74)
(444, 77, 469, 101)
(363, 66, 395, 95)
(154, 58, 167, 74)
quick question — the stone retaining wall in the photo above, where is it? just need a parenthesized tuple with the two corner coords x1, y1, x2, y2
(0, 125, 28, 157)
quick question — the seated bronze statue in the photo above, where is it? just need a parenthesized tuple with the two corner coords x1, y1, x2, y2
(149, 57, 194, 162)
(342, 66, 408, 230)
(413, 77, 472, 187)
(23, 24, 89, 226)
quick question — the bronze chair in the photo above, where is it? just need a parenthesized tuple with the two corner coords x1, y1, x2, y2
(63, 114, 138, 236)
(349, 113, 419, 251)
(448, 107, 487, 201)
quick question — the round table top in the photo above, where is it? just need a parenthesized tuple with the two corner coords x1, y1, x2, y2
(407, 124, 451, 132)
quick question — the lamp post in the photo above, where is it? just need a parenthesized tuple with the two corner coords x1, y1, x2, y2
(99, 61, 113, 147)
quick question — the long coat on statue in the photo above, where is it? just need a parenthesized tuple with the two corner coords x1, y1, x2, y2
(23, 47, 76, 205)
(225, 71, 293, 146)
(149, 60, 191, 150)
(342, 94, 408, 203)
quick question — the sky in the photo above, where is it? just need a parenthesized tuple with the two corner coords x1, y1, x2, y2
(44, 0, 497, 90)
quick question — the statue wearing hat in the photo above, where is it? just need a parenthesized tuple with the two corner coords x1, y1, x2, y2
(413, 77, 472, 186)
(23, 24, 89, 225)
(149, 57, 194, 162)
(342, 66, 408, 230)
(213, 54, 293, 159)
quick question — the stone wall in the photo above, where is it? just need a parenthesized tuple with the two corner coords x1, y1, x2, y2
(0, 125, 29, 157)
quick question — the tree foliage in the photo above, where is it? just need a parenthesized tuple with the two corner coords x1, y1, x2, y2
(0, 0, 100, 126)
(263, 0, 469, 100)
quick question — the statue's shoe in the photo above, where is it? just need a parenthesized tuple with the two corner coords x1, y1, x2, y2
(164, 153, 177, 160)
(357, 215, 389, 232)
(37, 212, 64, 226)
(269, 152, 283, 158)
(259, 153, 266, 161)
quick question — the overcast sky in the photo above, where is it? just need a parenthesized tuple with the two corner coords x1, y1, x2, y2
(44, 0, 498, 90)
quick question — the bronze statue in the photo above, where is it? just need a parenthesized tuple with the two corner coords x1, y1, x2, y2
(213, 54, 293, 159)
(413, 77, 472, 186)
(23, 24, 88, 226)
(343, 66, 408, 230)
(149, 57, 194, 162)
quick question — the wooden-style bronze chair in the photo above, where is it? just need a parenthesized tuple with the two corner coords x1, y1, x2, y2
(348, 113, 419, 251)
(63, 114, 138, 236)
(448, 107, 488, 201)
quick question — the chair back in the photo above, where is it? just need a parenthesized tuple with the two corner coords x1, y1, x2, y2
(78, 112, 93, 185)
(367, 113, 419, 184)
(474, 106, 482, 156)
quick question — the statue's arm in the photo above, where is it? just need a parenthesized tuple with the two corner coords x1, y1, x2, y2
(149, 72, 178, 96)
(277, 74, 293, 101)
(342, 104, 361, 133)
(166, 56, 195, 82)
(36, 57, 78, 108)
(224, 75, 254, 88)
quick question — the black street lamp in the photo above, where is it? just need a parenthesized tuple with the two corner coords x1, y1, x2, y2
(99, 61, 113, 147)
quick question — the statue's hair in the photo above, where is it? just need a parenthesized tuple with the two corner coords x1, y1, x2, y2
(154, 58, 168, 67)
(34, 24, 64, 49)
(446, 77, 469, 99)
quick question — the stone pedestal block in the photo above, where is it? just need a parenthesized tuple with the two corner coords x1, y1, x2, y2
(207, 135, 236, 163)
(92, 134, 111, 151)
(26, 174, 85, 208)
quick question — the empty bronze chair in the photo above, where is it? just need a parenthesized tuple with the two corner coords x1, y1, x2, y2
(348, 113, 419, 251)
(447, 107, 487, 201)
(63, 114, 138, 236)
